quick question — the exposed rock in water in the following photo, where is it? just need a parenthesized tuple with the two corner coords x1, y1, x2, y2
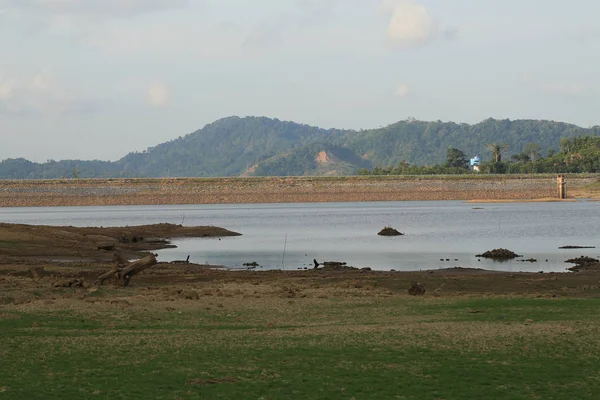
(476, 248, 522, 260)
(566, 256, 600, 272)
(559, 245, 596, 249)
(243, 262, 260, 267)
(314, 261, 357, 271)
(378, 227, 404, 236)
(408, 281, 426, 296)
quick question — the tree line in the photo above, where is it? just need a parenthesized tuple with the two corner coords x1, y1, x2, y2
(358, 136, 600, 175)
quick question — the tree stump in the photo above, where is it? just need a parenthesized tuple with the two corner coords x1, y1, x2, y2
(408, 281, 426, 296)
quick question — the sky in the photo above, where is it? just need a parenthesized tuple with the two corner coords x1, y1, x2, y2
(1, 0, 599, 162)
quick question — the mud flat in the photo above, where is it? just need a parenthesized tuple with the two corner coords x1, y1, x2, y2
(0, 174, 599, 207)
(0, 223, 240, 262)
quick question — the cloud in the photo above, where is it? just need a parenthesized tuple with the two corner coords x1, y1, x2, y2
(242, 0, 343, 53)
(0, 71, 102, 115)
(442, 26, 459, 41)
(30, 72, 56, 92)
(147, 83, 170, 107)
(0, 75, 16, 101)
(395, 84, 411, 98)
(381, 0, 457, 48)
(524, 74, 590, 97)
(539, 82, 587, 97)
(1, 0, 188, 18)
(295, 0, 338, 27)
(242, 24, 285, 52)
(382, 0, 435, 47)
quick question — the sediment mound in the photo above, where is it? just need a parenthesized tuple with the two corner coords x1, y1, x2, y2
(566, 256, 600, 272)
(476, 248, 522, 260)
(378, 227, 404, 236)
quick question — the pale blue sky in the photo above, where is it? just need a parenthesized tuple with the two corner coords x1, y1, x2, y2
(1, 0, 598, 161)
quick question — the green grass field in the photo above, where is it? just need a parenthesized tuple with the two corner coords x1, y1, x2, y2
(2, 297, 600, 399)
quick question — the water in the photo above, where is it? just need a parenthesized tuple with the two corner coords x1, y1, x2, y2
(1, 201, 599, 272)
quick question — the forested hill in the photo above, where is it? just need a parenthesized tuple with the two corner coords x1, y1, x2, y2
(1, 116, 599, 179)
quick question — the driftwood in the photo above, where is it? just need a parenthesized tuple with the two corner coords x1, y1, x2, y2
(95, 254, 158, 287)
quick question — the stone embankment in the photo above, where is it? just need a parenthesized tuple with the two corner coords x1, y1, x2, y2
(0, 175, 597, 207)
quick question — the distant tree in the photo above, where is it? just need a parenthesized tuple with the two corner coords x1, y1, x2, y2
(511, 153, 529, 163)
(445, 147, 469, 169)
(487, 143, 510, 163)
(523, 142, 541, 161)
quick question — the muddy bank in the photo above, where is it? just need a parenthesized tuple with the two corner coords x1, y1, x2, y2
(2, 220, 600, 302)
(0, 223, 240, 261)
(2, 261, 600, 308)
(0, 175, 598, 207)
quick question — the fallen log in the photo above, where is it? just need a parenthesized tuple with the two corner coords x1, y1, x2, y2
(95, 254, 158, 287)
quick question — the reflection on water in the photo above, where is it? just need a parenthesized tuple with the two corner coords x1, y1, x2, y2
(1, 201, 599, 272)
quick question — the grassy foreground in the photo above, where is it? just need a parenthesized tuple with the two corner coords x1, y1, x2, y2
(2, 295, 600, 399)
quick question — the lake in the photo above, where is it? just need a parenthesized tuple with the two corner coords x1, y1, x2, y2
(1, 201, 598, 272)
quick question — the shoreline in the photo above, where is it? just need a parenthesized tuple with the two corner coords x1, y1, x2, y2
(465, 198, 580, 203)
(1, 175, 598, 207)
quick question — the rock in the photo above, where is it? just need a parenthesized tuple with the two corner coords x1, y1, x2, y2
(317, 261, 356, 271)
(378, 227, 404, 236)
(408, 281, 426, 296)
(476, 248, 522, 260)
(243, 262, 260, 267)
(559, 245, 595, 249)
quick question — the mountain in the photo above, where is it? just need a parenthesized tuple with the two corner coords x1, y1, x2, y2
(1, 116, 599, 179)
